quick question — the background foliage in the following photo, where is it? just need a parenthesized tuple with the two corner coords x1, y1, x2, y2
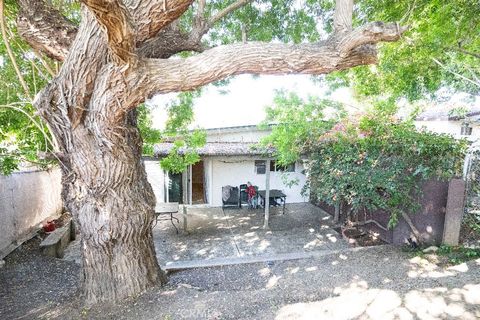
(0, 1, 60, 174)
(157, 92, 206, 174)
(260, 91, 345, 165)
(321, 0, 480, 102)
(139, 92, 206, 174)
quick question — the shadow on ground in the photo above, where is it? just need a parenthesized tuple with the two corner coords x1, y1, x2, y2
(153, 203, 348, 264)
(2, 204, 479, 319)
(2, 241, 480, 319)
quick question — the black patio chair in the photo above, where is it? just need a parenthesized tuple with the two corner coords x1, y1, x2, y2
(222, 186, 239, 209)
(239, 183, 248, 208)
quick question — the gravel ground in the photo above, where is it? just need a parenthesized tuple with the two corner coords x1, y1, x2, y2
(0, 236, 81, 319)
(1, 240, 480, 320)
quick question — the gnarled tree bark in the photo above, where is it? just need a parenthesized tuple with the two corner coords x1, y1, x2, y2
(15, 0, 406, 304)
(17, 0, 77, 61)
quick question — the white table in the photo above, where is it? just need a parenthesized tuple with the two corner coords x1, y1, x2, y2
(154, 202, 179, 233)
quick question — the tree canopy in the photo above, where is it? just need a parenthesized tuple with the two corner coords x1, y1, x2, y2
(3, 1, 478, 177)
(0, 0, 403, 175)
(324, 0, 480, 102)
(260, 91, 345, 165)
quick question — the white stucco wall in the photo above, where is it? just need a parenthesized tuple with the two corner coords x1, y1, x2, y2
(145, 157, 309, 207)
(209, 156, 308, 207)
(147, 126, 309, 207)
(0, 169, 63, 257)
(415, 120, 480, 142)
(144, 160, 165, 204)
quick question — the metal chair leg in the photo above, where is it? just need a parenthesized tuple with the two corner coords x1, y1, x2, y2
(170, 212, 179, 234)
(152, 214, 159, 228)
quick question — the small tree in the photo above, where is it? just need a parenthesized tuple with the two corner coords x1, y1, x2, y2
(260, 91, 344, 165)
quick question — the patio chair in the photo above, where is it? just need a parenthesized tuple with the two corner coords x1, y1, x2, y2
(239, 183, 248, 207)
(222, 185, 239, 209)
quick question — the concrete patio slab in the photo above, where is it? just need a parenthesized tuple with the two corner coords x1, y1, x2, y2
(163, 246, 371, 271)
(64, 203, 348, 268)
(232, 227, 347, 257)
(152, 203, 348, 266)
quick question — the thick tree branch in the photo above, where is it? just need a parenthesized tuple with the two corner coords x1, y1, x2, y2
(137, 41, 378, 97)
(17, 0, 77, 62)
(333, 0, 353, 33)
(138, 25, 204, 59)
(208, 0, 252, 28)
(179, 0, 253, 46)
(16, 0, 250, 63)
(195, 0, 207, 27)
(35, 8, 108, 133)
(137, 17, 406, 98)
(124, 0, 194, 44)
(163, 0, 253, 57)
(337, 22, 407, 57)
(81, 0, 135, 64)
(137, 0, 253, 60)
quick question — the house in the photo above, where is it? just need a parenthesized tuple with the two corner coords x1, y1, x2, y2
(144, 125, 308, 207)
(415, 105, 480, 142)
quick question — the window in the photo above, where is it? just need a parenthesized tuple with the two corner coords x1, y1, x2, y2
(254, 160, 266, 174)
(270, 160, 295, 172)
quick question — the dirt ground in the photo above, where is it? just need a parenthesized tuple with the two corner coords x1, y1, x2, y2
(1, 238, 480, 320)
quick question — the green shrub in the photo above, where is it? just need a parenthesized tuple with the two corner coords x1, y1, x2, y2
(306, 106, 467, 227)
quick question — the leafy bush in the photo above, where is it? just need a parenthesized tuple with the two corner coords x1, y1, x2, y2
(306, 105, 467, 227)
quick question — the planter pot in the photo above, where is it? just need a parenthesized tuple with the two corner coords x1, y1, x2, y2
(43, 221, 56, 233)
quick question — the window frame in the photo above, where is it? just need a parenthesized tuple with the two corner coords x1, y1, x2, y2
(254, 160, 266, 174)
(270, 160, 295, 173)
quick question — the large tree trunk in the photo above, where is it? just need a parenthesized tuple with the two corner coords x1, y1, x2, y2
(26, 7, 167, 304)
(25, 7, 172, 304)
(65, 110, 165, 304)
